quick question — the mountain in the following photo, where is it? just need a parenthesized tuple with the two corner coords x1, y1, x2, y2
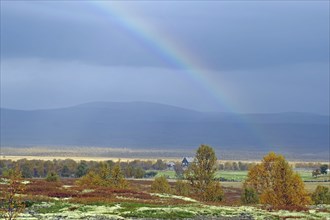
(1, 102, 329, 153)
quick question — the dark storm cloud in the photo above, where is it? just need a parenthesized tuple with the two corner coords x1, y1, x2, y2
(0, 1, 329, 114)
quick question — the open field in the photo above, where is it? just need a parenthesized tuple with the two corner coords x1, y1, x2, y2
(1, 178, 330, 219)
(156, 170, 330, 182)
(219, 181, 330, 194)
(1, 154, 329, 219)
(2, 146, 329, 162)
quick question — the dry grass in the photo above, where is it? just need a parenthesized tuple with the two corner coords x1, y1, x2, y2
(8, 178, 244, 206)
(304, 182, 330, 193)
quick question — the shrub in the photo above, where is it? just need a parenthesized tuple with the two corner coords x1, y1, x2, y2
(203, 181, 224, 202)
(241, 187, 259, 204)
(312, 185, 330, 204)
(46, 172, 60, 182)
(77, 170, 109, 187)
(76, 163, 128, 189)
(174, 180, 190, 196)
(151, 176, 171, 194)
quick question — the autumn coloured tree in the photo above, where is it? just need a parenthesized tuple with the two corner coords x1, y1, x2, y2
(77, 162, 128, 189)
(185, 145, 223, 201)
(243, 152, 311, 208)
(0, 166, 26, 220)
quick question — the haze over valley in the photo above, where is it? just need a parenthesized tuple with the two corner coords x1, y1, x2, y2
(1, 102, 328, 160)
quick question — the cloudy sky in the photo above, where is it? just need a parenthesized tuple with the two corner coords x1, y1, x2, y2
(1, 1, 329, 114)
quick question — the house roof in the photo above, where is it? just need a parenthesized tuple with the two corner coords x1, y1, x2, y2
(182, 157, 194, 163)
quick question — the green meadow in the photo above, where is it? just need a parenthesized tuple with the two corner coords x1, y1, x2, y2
(155, 170, 330, 182)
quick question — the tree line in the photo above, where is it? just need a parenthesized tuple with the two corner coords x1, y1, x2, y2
(0, 158, 169, 179)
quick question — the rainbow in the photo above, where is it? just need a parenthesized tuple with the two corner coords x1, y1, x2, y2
(87, 2, 268, 147)
(88, 1, 237, 113)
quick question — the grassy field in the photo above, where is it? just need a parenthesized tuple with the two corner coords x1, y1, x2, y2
(155, 170, 330, 182)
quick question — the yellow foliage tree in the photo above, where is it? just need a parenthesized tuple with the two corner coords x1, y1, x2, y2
(244, 152, 311, 208)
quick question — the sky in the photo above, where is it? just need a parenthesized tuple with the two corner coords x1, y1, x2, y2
(1, 1, 329, 114)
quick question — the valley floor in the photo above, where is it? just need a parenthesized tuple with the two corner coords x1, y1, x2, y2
(1, 179, 329, 220)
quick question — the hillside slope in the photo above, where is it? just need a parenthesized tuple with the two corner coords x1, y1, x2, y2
(1, 102, 329, 153)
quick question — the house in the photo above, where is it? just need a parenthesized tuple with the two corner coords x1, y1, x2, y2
(181, 157, 194, 167)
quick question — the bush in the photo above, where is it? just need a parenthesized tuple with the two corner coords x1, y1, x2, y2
(76, 163, 128, 189)
(175, 180, 190, 196)
(203, 181, 224, 202)
(151, 176, 171, 194)
(46, 172, 59, 182)
(312, 185, 330, 204)
(241, 187, 259, 204)
(144, 171, 158, 178)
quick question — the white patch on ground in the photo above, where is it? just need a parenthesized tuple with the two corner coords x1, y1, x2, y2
(116, 196, 141, 201)
(81, 189, 94, 193)
(21, 180, 30, 185)
(0, 178, 9, 184)
(150, 193, 198, 202)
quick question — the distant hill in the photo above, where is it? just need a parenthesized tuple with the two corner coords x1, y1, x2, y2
(1, 102, 329, 153)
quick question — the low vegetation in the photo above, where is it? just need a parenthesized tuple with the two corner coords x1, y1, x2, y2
(150, 176, 171, 194)
(312, 185, 330, 205)
(0, 145, 329, 219)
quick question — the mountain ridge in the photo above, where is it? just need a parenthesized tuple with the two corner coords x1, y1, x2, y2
(1, 102, 329, 153)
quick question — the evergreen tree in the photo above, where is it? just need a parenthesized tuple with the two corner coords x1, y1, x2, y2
(320, 164, 329, 175)
(110, 163, 128, 189)
(75, 161, 88, 178)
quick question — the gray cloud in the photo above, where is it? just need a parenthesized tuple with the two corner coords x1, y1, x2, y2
(1, 59, 328, 114)
(1, 1, 328, 70)
(1, 1, 329, 114)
